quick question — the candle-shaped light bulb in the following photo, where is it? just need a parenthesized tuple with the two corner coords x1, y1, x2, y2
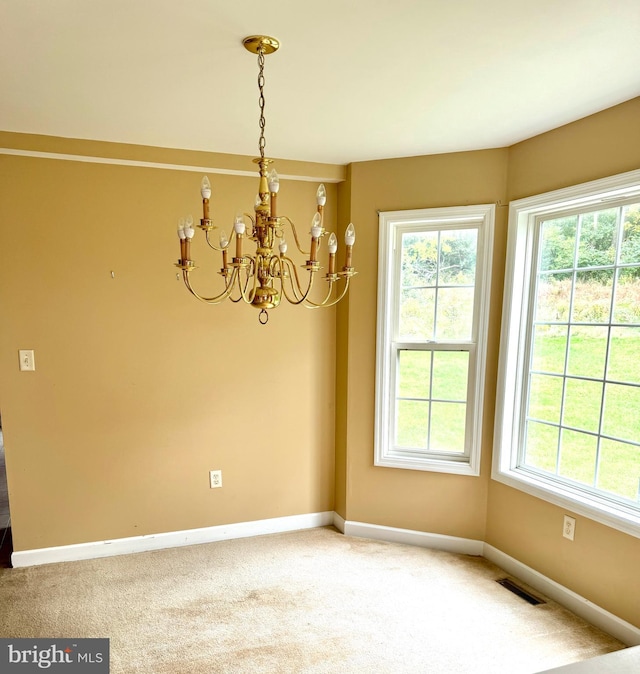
(268, 169, 280, 193)
(279, 238, 288, 255)
(345, 223, 356, 246)
(184, 214, 195, 239)
(234, 214, 245, 235)
(327, 232, 338, 275)
(219, 229, 229, 269)
(316, 184, 326, 206)
(310, 212, 323, 239)
(234, 215, 244, 259)
(177, 218, 186, 240)
(201, 175, 212, 199)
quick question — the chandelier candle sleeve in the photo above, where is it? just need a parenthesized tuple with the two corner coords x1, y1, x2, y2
(220, 230, 229, 269)
(177, 218, 186, 262)
(234, 215, 245, 260)
(201, 176, 212, 221)
(328, 232, 338, 275)
(268, 169, 279, 217)
(310, 213, 323, 263)
(344, 223, 356, 269)
(184, 215, 195, 262)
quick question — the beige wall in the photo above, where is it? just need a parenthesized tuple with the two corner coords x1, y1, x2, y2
(0, 133, 339, 551)
(334, 168, 352, 519)
(339, 149, 509, 539)
(486, 98, 640, 628)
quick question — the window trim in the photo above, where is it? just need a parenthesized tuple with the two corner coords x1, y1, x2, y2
(493, 169, 640, 539)
(375, 205, 495, 475)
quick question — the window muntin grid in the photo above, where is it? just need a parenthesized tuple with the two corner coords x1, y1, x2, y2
(520, 202, 640, 505)
(394, 227, 478, 457)
(376, 205, 494, 475)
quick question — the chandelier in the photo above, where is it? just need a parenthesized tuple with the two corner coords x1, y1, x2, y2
(175, 35, 356, 324)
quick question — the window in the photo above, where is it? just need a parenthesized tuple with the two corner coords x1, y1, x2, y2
(494, 170, 640, 537)
(375, 206, 494, 475)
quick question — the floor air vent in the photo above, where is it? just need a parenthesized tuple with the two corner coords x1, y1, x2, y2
(496, 578, 545, 605)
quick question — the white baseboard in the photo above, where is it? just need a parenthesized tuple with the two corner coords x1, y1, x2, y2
(483, 544, 640, 647)
(343, 520, 485, 556)
(11, 511, 335, 568)
(332, 512, 346, 533)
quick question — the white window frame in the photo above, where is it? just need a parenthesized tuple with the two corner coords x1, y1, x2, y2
(375, 205, 494, 475)
(493, 168, 640, 538)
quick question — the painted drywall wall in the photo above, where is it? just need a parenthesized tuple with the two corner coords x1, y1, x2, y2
(334, 168, 352, 519)
(487, 97, 640, 628)
(0, 133, 340, 551)
(339, 149, 509, 540)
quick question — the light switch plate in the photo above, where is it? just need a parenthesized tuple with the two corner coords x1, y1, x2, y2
(19, 349, 35, 371)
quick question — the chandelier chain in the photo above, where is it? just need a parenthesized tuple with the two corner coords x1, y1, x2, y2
(257, 47, 266, 160)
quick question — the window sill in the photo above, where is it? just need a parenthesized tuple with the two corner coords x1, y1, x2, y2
(492, 465, 640, 539)
(376, 452, 480, 476)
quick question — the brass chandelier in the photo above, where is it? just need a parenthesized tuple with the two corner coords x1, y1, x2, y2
(175, 35, 356, 324)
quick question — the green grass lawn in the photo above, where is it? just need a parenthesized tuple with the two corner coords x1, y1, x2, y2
(527, 333, 640, 501)
(396, 336, 640, 502)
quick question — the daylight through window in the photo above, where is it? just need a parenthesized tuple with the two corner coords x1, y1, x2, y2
(375, 206, 494, 475)
(494, 170, 640, 536)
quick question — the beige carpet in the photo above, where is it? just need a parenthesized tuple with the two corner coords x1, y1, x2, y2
(0, 527, 624, 673)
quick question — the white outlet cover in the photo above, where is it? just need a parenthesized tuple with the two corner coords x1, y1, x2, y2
(209, 470, 222, 489)
(563, 515, 576, 541)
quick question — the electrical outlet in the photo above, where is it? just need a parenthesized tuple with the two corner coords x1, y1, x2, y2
(209, 470, 222, 489)
(563, 515, 576, 541)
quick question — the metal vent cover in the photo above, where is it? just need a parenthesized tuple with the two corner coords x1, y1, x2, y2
(496, 578, 545, 605)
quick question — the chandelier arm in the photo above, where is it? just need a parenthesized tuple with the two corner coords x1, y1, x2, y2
(281, 217, 310, 256)
(302, 279, 335, 307)
(204, 229, 233, 252)
(279, 257, 318, 305)
(305, 278, 351, 309)
(228, 263, 250, 302)
(274, 257, 305, 305)
(269, 256, 295, 305)
(237, 257, 259, 305)
(270, 257, 303, 304)
(279, 272, 310, 305)
(281, 256, 311, 302)
(182, 267, 239, 304)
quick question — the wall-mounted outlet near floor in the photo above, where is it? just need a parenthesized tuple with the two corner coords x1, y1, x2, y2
(563, 515, 576, 541)
(209, 470, 222, 489)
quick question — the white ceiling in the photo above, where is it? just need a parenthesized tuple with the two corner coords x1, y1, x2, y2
(1, 0, 639, 165)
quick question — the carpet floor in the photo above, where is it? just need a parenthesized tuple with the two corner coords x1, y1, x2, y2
(0, 527, 625, 673)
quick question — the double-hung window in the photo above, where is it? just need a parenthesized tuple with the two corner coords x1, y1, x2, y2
(375, 206, 494, 475)
(494, 170, 640, 536)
